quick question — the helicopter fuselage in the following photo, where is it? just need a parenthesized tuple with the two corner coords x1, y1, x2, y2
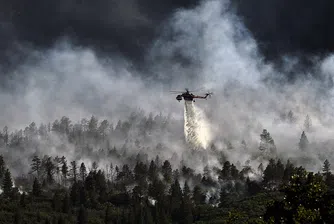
(176, 92, 208, 102)
(173, 89, 212, 102)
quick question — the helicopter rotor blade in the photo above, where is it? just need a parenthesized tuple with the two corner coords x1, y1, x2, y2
(169, 87, 207, 93)
(190, 87, 205, 92)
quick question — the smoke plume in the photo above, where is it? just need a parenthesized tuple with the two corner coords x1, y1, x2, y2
(1, 0, 334, 178)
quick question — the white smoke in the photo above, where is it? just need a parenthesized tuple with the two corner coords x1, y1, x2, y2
(2, 0, 334, 178)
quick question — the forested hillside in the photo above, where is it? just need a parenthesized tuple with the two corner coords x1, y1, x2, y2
(0, 112, 333, 223)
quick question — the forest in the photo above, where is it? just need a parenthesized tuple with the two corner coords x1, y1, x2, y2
(0, 111, 332, 224)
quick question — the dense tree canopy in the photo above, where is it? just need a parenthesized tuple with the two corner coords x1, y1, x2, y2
(0, 113, 332, 223)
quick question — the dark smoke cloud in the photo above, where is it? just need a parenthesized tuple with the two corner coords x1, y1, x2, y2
(1, 0, 334, 82)
(230, 0, 334, 78)
(0, 0, 199, 72)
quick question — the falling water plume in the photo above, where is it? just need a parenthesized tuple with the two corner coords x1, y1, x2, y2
(184, 100, 212, 149)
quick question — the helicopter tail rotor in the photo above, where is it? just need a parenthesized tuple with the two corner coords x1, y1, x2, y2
(206, 92, 213, 98)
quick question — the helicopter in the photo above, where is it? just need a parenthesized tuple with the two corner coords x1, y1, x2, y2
(170, 88, 213, 102)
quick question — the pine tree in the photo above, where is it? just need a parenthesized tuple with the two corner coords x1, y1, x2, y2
(230, 164, 239, 180)
(98, 119, 109, 142)
(45, 156, 56, 184)
(54, 156, 62, 184)
(181, 181, 193, 224)
(154, 155, 161, 168)
(323, 160, 331, 175)
(92, 161, 98, 171)
(88, 116, 99, 142)
(148, 160, 157, 181)
(263, 159, 276, 186)
(170, 178, 182, 222)
(304, 114, 312, 131)
(148, 178, 165, 201)
(79, 163, 87, 182)
(38, 123, 48, 138)
(219, 161, 231, 180)
(108, 162, 114, 181)
(2, 169, 13, 198)
(30, 155, 41, 179)
(323, 159, 334, 188)
(275, 159, 285, 181)
(192, 185, 205, 205)
(3, 126, 8, 146)
(60, 116, 71, 135)
(299, 131, 309, 151)
(52, 120, 60, 133)
(259, 129, 277, 156)
(162, 160, 172, 183)
(32, 177, 41, 197)
(0, 155, 6, 180)
(283, 160, 295, 182)
(61, 159, 68, 186)
(70, 161, 78, 183)
(287, 110, 296, 123)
